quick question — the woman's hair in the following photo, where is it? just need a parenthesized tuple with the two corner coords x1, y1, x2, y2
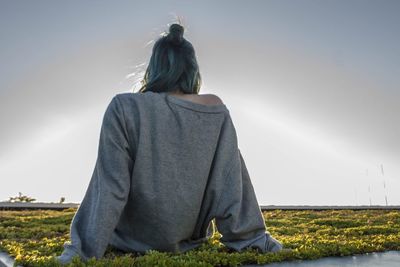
(138, 23, 202, 94)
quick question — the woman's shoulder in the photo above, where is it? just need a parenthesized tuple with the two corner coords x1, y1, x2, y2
(198, 93, 224, 105)
(114, 91, 225, 107)
(114, 92, 147, 103)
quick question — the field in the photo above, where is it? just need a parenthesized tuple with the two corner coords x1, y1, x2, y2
(0, 208, 399, 266)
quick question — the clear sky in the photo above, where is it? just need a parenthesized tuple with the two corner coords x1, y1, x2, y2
(1, 0, 399, 205)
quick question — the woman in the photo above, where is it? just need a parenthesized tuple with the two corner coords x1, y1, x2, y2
(57, 23, 283, 264)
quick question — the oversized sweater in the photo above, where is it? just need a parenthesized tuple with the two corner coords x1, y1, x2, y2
(57, 91, 282, 264)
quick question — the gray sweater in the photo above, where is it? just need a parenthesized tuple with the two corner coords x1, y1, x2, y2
(57, 91, 282, 264)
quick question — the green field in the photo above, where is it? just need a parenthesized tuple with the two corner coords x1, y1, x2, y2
(0, 209, 399, 266)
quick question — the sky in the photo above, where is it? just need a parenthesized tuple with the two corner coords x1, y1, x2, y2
(1, 0, 399, 205)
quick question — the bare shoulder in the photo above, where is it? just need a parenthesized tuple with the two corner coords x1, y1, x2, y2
(166, 91, 225, 106)
(198, 93, 224, 105)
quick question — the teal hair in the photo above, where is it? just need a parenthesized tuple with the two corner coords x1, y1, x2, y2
(138, 23, 202, 94)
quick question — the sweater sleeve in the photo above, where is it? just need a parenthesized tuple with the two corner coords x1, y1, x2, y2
(57, 96, 134, 264)
(214, 149, 283, 253)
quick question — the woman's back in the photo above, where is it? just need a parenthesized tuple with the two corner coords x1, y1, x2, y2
(57, 91, 281, 263)
(109, 91, 233, 252)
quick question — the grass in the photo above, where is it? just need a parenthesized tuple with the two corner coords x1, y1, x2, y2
(0, 208, 399, 266)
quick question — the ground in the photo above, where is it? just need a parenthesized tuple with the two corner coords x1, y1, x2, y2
(0, 209, 399, 266)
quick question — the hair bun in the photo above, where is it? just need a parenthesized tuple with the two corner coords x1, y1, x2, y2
(167, 23, 184, 45)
